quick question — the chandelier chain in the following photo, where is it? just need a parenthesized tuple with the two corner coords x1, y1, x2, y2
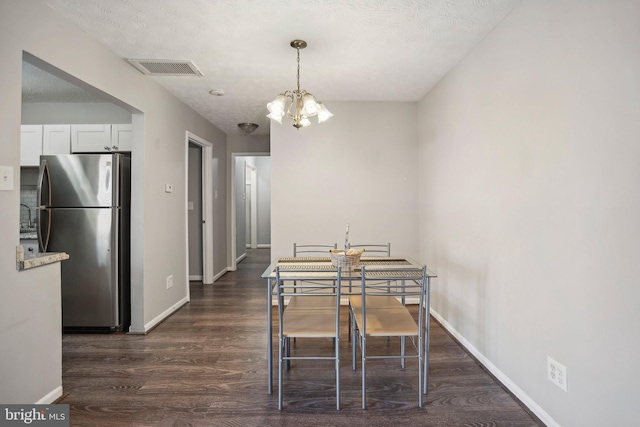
(296, 47, 301, 92)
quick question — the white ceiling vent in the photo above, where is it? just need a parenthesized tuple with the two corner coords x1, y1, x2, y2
(126, 59, 203, 77)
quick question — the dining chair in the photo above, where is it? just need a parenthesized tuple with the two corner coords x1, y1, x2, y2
(350, 265, 427, 409)
(275, 266, 342, 410)
(348, 243, 391, 257)
(290, 243, 338, 299)
(347, 242, 391, 341)
(293, 242, 337, 257)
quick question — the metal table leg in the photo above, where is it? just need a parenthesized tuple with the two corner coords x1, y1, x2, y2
(267, 277, 273, 395)
(423, 277, 431, 394)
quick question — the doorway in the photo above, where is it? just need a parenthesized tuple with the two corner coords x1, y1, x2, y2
(245, 163, 258, 250)
(186, 132, 214, 284)
(187, 142, 204, 280)
(230, 153, 270, 271)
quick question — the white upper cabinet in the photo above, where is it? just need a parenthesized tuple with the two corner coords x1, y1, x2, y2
(20, 125, 43, 166)
(111, 124, 133, 152)
(71, 124, 132, 153)
(20, 124, 130, 162)
(71, 124, 112, 152)
(43, 125, 71, 155)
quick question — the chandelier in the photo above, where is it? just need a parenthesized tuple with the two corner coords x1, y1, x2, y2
(266, 40, 333, 129)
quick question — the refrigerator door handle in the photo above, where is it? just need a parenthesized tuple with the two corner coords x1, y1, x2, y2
(112, 153, 120, 206)
(37, 160, 52, 253)
(112, 207, 120, 327)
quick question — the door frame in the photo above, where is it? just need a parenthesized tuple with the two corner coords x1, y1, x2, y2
(185, 131, 214, 284)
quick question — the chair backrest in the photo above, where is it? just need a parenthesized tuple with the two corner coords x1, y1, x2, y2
(349, 243, 391, 257)
(293, 243, 337, 257)
(275, 265, 342, 303)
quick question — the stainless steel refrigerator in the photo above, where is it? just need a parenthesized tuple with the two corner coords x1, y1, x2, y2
(38, 153, 130, 332)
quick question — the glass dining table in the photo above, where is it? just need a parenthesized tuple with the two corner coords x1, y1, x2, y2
(261, 256, 437, 395)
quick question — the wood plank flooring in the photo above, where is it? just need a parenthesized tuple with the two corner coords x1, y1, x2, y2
(60, 249, 543, 426)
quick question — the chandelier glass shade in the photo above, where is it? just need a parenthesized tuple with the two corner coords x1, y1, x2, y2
(267, 40, 333, 129)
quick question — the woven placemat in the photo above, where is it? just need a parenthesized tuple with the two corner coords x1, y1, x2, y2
(277, 264, 337, 271)
(365, 271, 424, 278)
(278, 257, 330, 263)
(277, 257, 411, 265)
(360, 259, 411, 265)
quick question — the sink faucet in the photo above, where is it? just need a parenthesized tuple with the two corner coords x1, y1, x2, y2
(20, 204, 33, 228)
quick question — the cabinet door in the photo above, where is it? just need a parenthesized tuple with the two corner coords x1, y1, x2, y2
(20, 125, 43, 166)
(43, 125, 71, 155)
(111, 124, 133, 152)
(71, 124, 112, 152)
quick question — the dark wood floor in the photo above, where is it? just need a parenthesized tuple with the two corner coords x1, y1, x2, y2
(60, 249, 543, 426)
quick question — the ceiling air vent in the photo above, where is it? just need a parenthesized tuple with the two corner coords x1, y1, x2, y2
(126, 59, 203, 77)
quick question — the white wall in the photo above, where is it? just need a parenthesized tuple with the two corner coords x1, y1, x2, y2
(0, 0, 227, 403)
(271, 101, 419, 259)
(417, 1, 640, 426)
(22, 101, 132, 124)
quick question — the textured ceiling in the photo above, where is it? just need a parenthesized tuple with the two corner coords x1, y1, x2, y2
(39, 0, 520, 135)
(22, 61, 108, 103)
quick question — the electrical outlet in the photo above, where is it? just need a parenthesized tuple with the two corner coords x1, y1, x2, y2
(166, 275, 174, 289)
(547, 356, 568, 392)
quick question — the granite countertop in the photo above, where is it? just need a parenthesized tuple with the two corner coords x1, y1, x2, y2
(16, 245, 69, 271)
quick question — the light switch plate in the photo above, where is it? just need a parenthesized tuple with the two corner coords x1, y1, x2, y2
(0, 166, 14, 191)
(188, 201, 194, 210)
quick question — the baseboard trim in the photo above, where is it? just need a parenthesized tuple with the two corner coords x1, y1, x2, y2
(430, 309, 560, 427)
(36, 385, 63, 404)
(213, 268, 227, 282)
(189, 275, 203, 281)
(236, 253, 246, 264)
(128, 296, 189, 334)
(257, 244, 271, 249)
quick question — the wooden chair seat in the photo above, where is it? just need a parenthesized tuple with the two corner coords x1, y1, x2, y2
(287, 295, 336, 310)
(283, 307, 338, 338)
(349, 295, 403, 310)
(350, 305, 418, 337)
